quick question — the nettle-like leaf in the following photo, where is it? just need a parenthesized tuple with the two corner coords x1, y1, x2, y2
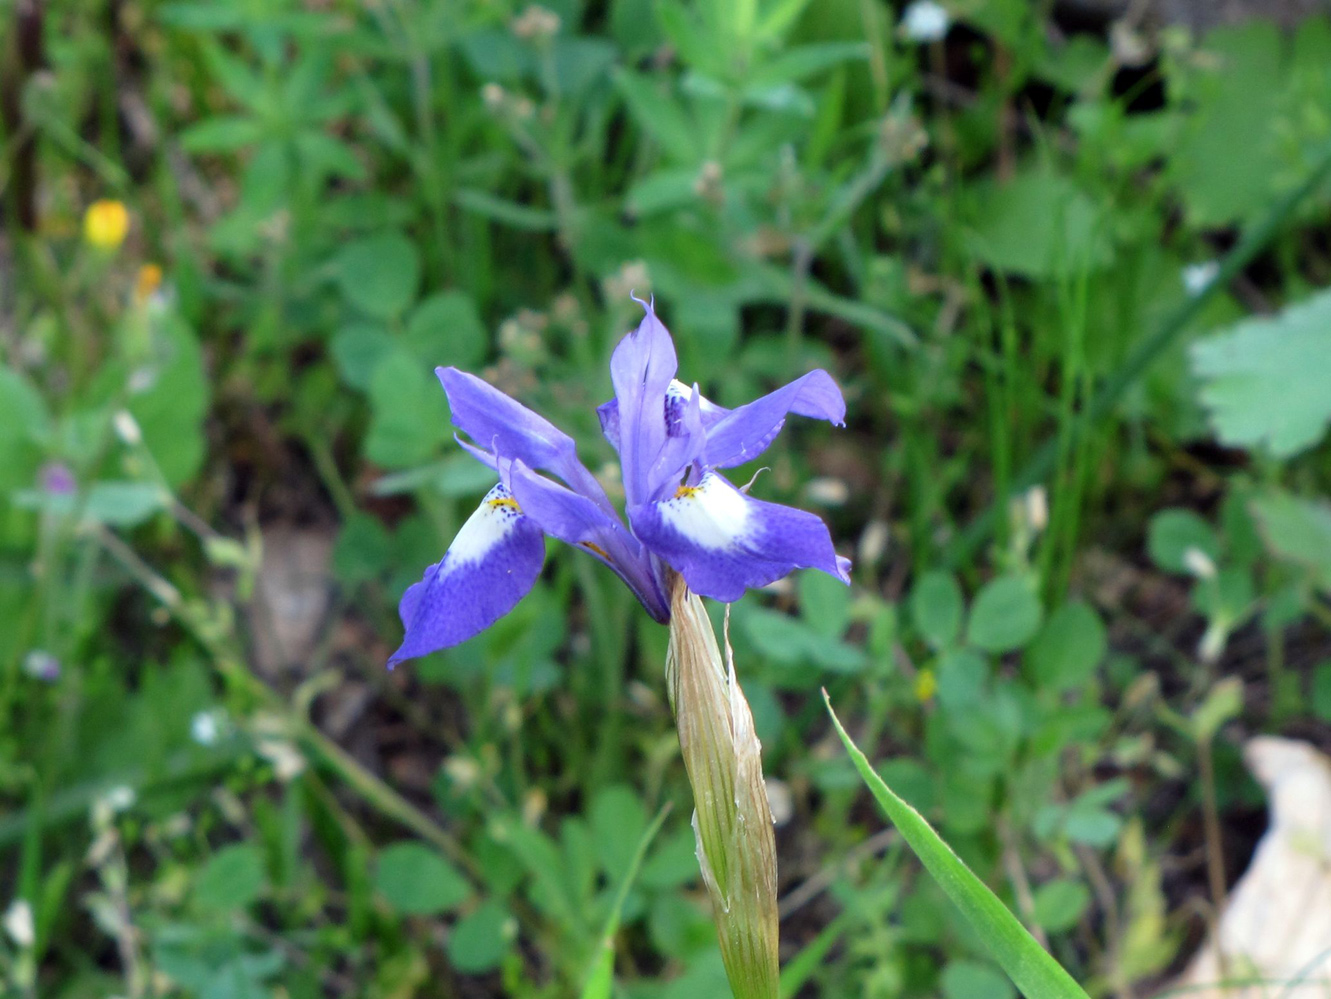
(1191, 287, 1331, 458)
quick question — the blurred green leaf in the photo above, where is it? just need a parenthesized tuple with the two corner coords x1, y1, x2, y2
(0, 368, 48, 492)
(1147, 509, 1219, 575)
(1191, 287, 1331, 458)
(1311, 661, 1331, 722)
(194, 844, 266, 912)
(910, 570, 964, 649)
(966, 166, 1112, 277)
(1026, 602, 1106, 692)
(449, 900, 515, 974)
(374, 843, 469, 916)
(942, 960, 1017, 999)
(82, 482, 170, 528)
(406, 292, 488, 370)
(180, 115, 265, 153)
(330, 322, 395, 391)
(129, 314, 210, 486)
(1033, 879, 1091, 933)
(614, 69, 700, 163)
(1249, 490, 1331, 593)
(365, 351, 450, 469)
(335, 232, 421, 321)
(967, 576, 1042, 654)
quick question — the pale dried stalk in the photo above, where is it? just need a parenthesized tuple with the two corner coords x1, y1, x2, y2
(665, 575, 779, 999)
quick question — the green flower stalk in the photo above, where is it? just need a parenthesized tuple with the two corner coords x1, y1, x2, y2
(665, 573, 779, 999)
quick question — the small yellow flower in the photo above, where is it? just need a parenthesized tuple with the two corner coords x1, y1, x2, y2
(84, 199, 130, 250)
(914, 668, 937, 703)
(134, 263, 163, 304)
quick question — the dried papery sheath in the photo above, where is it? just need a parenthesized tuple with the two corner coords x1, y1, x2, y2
(666, 574, 778, 999)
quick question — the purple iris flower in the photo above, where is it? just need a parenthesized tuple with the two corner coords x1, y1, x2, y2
(390, 300, 851, 666)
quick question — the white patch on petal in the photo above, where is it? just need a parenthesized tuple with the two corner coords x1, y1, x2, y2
(447, 483, 527, 567)
(657, 473, 751, 550)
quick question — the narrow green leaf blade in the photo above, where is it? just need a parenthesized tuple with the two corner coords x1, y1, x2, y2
(823, 693, 1091, 999)
(580, 803, 672, 999)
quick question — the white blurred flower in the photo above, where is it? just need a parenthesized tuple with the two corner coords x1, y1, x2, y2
(190, 709, 228, 746)
(3, 899, 34, 948)
(103, 785, 136, 813)
(901, 0, 950, 42)
(805, 477, 849, 506)
(1182, 261, 1220, 296)
(112, 410, 142, 446)
(22, 650, 60, 682)
(1183, 546, 1218, 580)
(858, 520, 891, 566)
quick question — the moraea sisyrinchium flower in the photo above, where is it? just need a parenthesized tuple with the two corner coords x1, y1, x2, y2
(390, 299, 850, 665)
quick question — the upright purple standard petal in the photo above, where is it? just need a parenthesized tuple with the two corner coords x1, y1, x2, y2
(609, 303, 678, 508)
(390, 483, 546, 665)
(704, 370, 845, 468)
(630, 471, 851, 603)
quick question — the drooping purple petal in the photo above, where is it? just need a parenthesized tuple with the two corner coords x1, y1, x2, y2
(437, 367, 609, 506)
(703, 370, 845, 469)
(509, 460, 669, 621)
(608, 303, 678, 509)
(630, 471, 851, 603)
(389, 483, 546, 665)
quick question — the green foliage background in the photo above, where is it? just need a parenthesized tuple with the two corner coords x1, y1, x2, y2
(2, 0, 1331, 996)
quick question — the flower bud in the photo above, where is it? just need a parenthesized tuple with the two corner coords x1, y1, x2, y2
(666, 575, 778, 999)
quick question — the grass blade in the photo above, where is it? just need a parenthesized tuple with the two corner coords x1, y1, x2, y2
(580, 802, 673, 999)
(823, 692, 1091, 999)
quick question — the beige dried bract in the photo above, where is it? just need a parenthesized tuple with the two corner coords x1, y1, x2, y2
(666, 575, 779, 999)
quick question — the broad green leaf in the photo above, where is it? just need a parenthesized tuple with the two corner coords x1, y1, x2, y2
(83, 482, 170, 528)
(1250, 490, 1331, 593)
(330, 322, 395, 392)
(1033, 879, 1091, 933)
(194, 844, 266, 912)
(1191, 287, 1331, 458)
(1026, 602, 1106, 691)
(0, 368, 48, 492)
(365, 351, 450, 469)
(374, 842, 469, 916)
(825, 694, 1091, 999)
(910, 570, 963, 649)
(335, 232, 420, 321)
(966, 166, 1112, 278)
(942, 960, 1017, 999)
(936, 648, 987, 712)
(128, 314, 210, 487)
(1147, 508, 1219, 574)
(798, 571, 851, 639)
(967, 576, 1042, 654)
(406, 292, 488, 369)
(1169, 22, 1285, 228)
(449, 900, 515, 974)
